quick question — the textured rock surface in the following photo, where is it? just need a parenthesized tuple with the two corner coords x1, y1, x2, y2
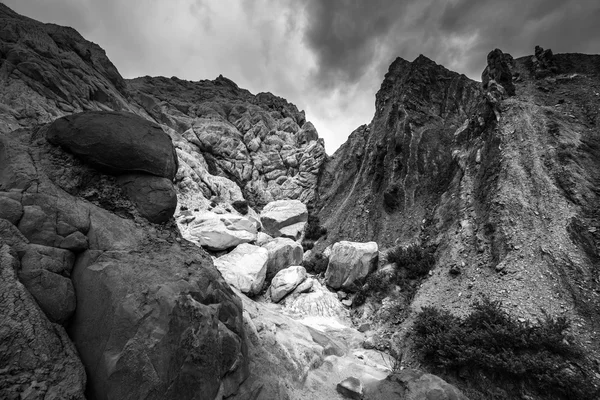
(260, 199, 308, 237)
(325, 241, 378, 290)
(182, 211, 257, 250)
(364, 369, 469, 400)
(0, 243, 86, 399)
(268, 265, 307, 303)
(47, 111, 178, 179)
(262, 237, 304, 281)
(481, 48, 516, 98)
(117, 174, 177, 223)
(213, 243, 268, 295)
(0, 120, 248, 399)
(337, 376, 363, 399)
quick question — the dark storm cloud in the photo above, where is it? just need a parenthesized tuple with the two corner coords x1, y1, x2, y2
(298, 0, 600, 86)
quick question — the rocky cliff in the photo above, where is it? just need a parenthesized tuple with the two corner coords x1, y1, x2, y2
(317, 46, 600, 396)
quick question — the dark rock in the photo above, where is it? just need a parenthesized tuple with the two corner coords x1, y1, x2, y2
(0, 243, 86, 399)
(364, 369, 469, 400)
(59, 231, 89, 252)
(337, 376, 363, 399)
(21, 244, 76, 276)
(117, 174, 177, 223)
(482, 48, 516, 98)
(0, 194, 23, 224)
(18, 268, 76, 324)
(449, 264, 461, 275)
(533, 45, 558, 78)
(46, 111, 178, 179)
(357, 323, 371, 333)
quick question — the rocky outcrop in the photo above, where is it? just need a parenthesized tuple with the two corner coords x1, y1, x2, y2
(481, 48, 516, 99)
(0, 243, 86, 399)
(268, 265, 307, 302)
(365, 369, 468, 399)
(181, 211, 258, 250)
(325, 241, 379, 290)
(262, 237, 304, 281)
(260, 199, 308, 238)
(532, 45, 558, 78)
(213, 243, 268, 296)
(47, 111, 178, 178)
(0, 121, 248, 399)
(316, 55, 481, 247)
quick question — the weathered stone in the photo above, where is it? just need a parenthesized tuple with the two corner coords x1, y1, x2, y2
(481, 48, 515, 99)
(0, 243, 86, 399)
(46, 111, 178, 179)
(213, 243, 268, 296)
(269, 265, 307, 302)
(18, 268, 76, 324)
(280, 221, 306, 241)
(20, 243, 75, 275)
(59, 231, 89, 252)
(337, 376, 363, 399)
(0, 195, 23, 224)
(260, 199, 307, 237)
(325, 241, 378, 290)
(262, 237, 304, 281)
(117, 173, 177, 223)
(184, 211, 257, 250)
(365, 369, 469, 400)
(256, 231, 273, 246)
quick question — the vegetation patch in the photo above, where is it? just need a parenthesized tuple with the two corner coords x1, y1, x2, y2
(413, 298, 598, 399)
(304, 214, 327, 241)
(303, 252, 328, 275)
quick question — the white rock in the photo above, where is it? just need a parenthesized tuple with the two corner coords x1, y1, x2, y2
(262, 237, 304, 281)
(279, 221, 306, 241)
(269, 265, 307, 302)
(323, 244, 333, 258)
(325, 241, 379, 290)
(260, 199, 307, 237)
(284, 280, 347, 319)
(256, 232, 273, 246)
(183, 211, 257, 250)
(213, 243, 268, 296)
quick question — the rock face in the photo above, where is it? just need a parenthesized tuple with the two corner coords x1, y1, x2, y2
(325, 241, 378, 290)
(0, 120, 248, 399)
(316, 55, 481, 247)
(481, 48, 516, 98)
(268, 265, 307, 302)
(262, 237, 304, 281)
(365, 369, 468, 400)
(260, 199, 308, 238)
(47, 111, 179, 179)
(0, 243, 87, 399)
(213, 243, 268, 296)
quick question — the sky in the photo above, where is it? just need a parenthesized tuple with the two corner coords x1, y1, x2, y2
(3, 0, 600, 154)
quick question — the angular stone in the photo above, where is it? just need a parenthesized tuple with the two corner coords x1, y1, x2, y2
(0, 195, 23, 224)
(256, 231, 273, 246)
(213, 243, 268, 296)
(19, 268, 76, 324)
(46, 111, 178, 179)
(325, 241, 378, 290)
(269, 265, 307, 303)
(117, 174, 177, 223)
(21, 244, 75, 275)
(260, 199, 307, 237)
(262, 237, 303, 281)
(337, 376, 363, 400)
(59, 231, 89, 252)
(185, 211, 257, 250)
(280, 221, 306, 241)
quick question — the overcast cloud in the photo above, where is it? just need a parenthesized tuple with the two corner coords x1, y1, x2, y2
(3, 0, 599, 153)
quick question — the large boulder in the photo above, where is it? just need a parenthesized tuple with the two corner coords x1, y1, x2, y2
(182, 211, 258, 250)
(117, 174, 177, 223)
(262, 237, 304, 281)
(0, 243, 86, 399)
(46, 111, 178, 179)
(213, 243, 268, 296)
(268, 265, 307, 303)
(18, 268, 76, 324)
(325, 241, 378, 290)
(260, 199, 307, 237)
(365, 369, 469, 400)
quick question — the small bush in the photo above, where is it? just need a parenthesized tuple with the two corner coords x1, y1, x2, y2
(301, 239, 315, 251)
(304, 214, 327, 241)
(388, 244, 435, 279)
(303, 252, 328, 274)
(413, 298, 597, 399)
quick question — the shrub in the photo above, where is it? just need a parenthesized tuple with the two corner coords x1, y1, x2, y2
(301, 239, 315, 252)
(387, 244, 435, 279)
(413, 298, 597, 399)
(303, 252, 329, 275)
(304, 214, 327, 241)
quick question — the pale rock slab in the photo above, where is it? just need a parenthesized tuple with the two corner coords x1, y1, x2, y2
(214, 243, 268, 296)
(268, 265, 307, 303)
(262, 237, 303, 281)
(260, 199, 307, 237)
(183, 211, 257, 250)
(325, 241, 379, 290)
